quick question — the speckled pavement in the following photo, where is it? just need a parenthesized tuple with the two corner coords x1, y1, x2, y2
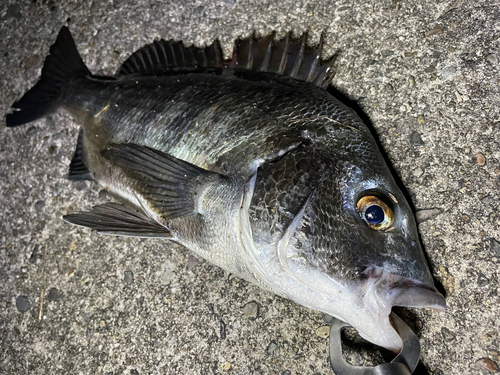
(1, 1, 499, 374)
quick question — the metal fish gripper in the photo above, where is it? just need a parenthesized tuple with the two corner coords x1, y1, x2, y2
(329, 313, 421, 375)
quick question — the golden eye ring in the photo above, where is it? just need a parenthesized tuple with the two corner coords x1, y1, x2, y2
(356, 195, 395, 231)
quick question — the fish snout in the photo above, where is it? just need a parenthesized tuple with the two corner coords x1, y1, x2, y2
(354, 268, 446, 351)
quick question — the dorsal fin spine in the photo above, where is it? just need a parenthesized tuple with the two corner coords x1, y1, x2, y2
(178, 43, 186, 66)
(306, 34, 322, 82)
(143, 46, 152, 69)
(200, 48, 208, 67)
(135, 54, 144, 71)
(248, 37, 254, 70)
(216, 41, 222, 66)
(172, 42, 180, 66)
(155, 41, 166, 67)
(141, 48, 153, 71)
(291, 34, 306, 78)
(187, 47, 196, 67)
(325, 58, 337, 88)
(163, 43, 172, 67)
(136, 51, 147, 71)
(177, 44, 186, 68)
(151, 41, 160, 66)
(209, 40, 220, 67)
(278, 34, 290, 74)
(260, 35, 273, 72)
(168, 43, 177, 67)
(178, 43, 186, 67)
(170, 43, 178, 67)
(128, 55, 138, 72)
(148, 44, 160, 68)
(138, 49, 148, 70)
(229, 41, 238, 68)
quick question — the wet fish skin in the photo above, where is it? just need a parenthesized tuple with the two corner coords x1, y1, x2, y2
(6, 27, 445, 351)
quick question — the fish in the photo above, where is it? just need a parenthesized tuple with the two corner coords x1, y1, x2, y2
(6, 27, 445, 352)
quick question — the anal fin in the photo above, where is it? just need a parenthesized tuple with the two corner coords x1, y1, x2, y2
(63, 202, 172, 238)
(68, 128, 92, 181)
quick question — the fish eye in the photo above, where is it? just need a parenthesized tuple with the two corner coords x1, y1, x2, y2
(356, 195, 395, 231)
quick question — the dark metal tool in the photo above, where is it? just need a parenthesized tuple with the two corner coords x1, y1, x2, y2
(329, 313, 420, 375)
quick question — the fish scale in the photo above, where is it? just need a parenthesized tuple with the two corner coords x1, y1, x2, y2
(70, 74, 316, 178)
(6, 26, 445, 352)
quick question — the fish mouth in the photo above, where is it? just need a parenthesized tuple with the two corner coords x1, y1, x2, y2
(356, 266, 446, 352)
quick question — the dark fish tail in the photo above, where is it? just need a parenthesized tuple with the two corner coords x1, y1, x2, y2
(6, 26, 90, 127)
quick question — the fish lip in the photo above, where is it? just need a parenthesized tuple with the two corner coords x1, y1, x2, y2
(363, 266, 446, 311)
(391, 282, 446, 311)
(354, 267, 446, 351)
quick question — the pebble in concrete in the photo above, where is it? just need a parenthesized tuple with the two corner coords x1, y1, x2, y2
(439, 66, 457, 80)
(409, 131, 425, 146)
(159, 263, 175, 285)
(186, 255, 200, 271)
(34, 200, 45, 213)
(416, 208, 442, 223)
(476, 358, 499, 372)
(241, 301, 259, 318)
(441, 327, 456, 342)
(221, 361, 231, 371)
(29, 245, 42, 264)
(315, 326, 330, 339)
(480, 332, 497, 348)
(491, 239, 500, 257)
(475, 153, 486, 166)
(220, 320, 226, 339)
(16, 295, 31, 313)
(267, 340, 278, 355)
(46, 288, 60, 302)
(124, 270, 134, 285)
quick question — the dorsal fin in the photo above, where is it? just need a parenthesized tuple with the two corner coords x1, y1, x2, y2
(117, 39, 223, 76)
(117, 32, 337, 89)
(228, 32, 337, 89)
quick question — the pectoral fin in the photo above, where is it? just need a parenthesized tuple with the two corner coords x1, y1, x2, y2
(63, 202, 172, 238)
(101, 143, 230, 219)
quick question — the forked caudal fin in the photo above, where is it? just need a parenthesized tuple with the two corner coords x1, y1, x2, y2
(6, 26, 90, 127)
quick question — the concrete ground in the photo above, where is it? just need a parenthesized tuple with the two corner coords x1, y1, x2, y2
(1, 1, 499, 374)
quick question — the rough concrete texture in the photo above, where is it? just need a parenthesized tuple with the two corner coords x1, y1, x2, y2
(1, 1, 499, 374)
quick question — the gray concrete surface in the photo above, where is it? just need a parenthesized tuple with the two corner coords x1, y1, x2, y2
(1, 1, 499, 374)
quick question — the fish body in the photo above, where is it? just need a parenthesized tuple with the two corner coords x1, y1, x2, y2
(7, 27, 445, 351)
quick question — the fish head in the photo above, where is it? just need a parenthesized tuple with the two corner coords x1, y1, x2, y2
(337, 157, 446, 350)
(281, 136, 445, 351)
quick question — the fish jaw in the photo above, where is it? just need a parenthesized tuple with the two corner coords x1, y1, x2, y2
(283, 263, 445, 352)
(240, 222, 445, 351)
(352, 267, 446, 351)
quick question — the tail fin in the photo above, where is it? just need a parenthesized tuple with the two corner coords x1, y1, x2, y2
(6, 26, 90, 127)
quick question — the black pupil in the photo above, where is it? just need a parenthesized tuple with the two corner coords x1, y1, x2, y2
(365, 205, 384, 225)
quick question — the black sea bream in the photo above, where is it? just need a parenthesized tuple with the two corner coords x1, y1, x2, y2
(7, 27, 445, 351)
